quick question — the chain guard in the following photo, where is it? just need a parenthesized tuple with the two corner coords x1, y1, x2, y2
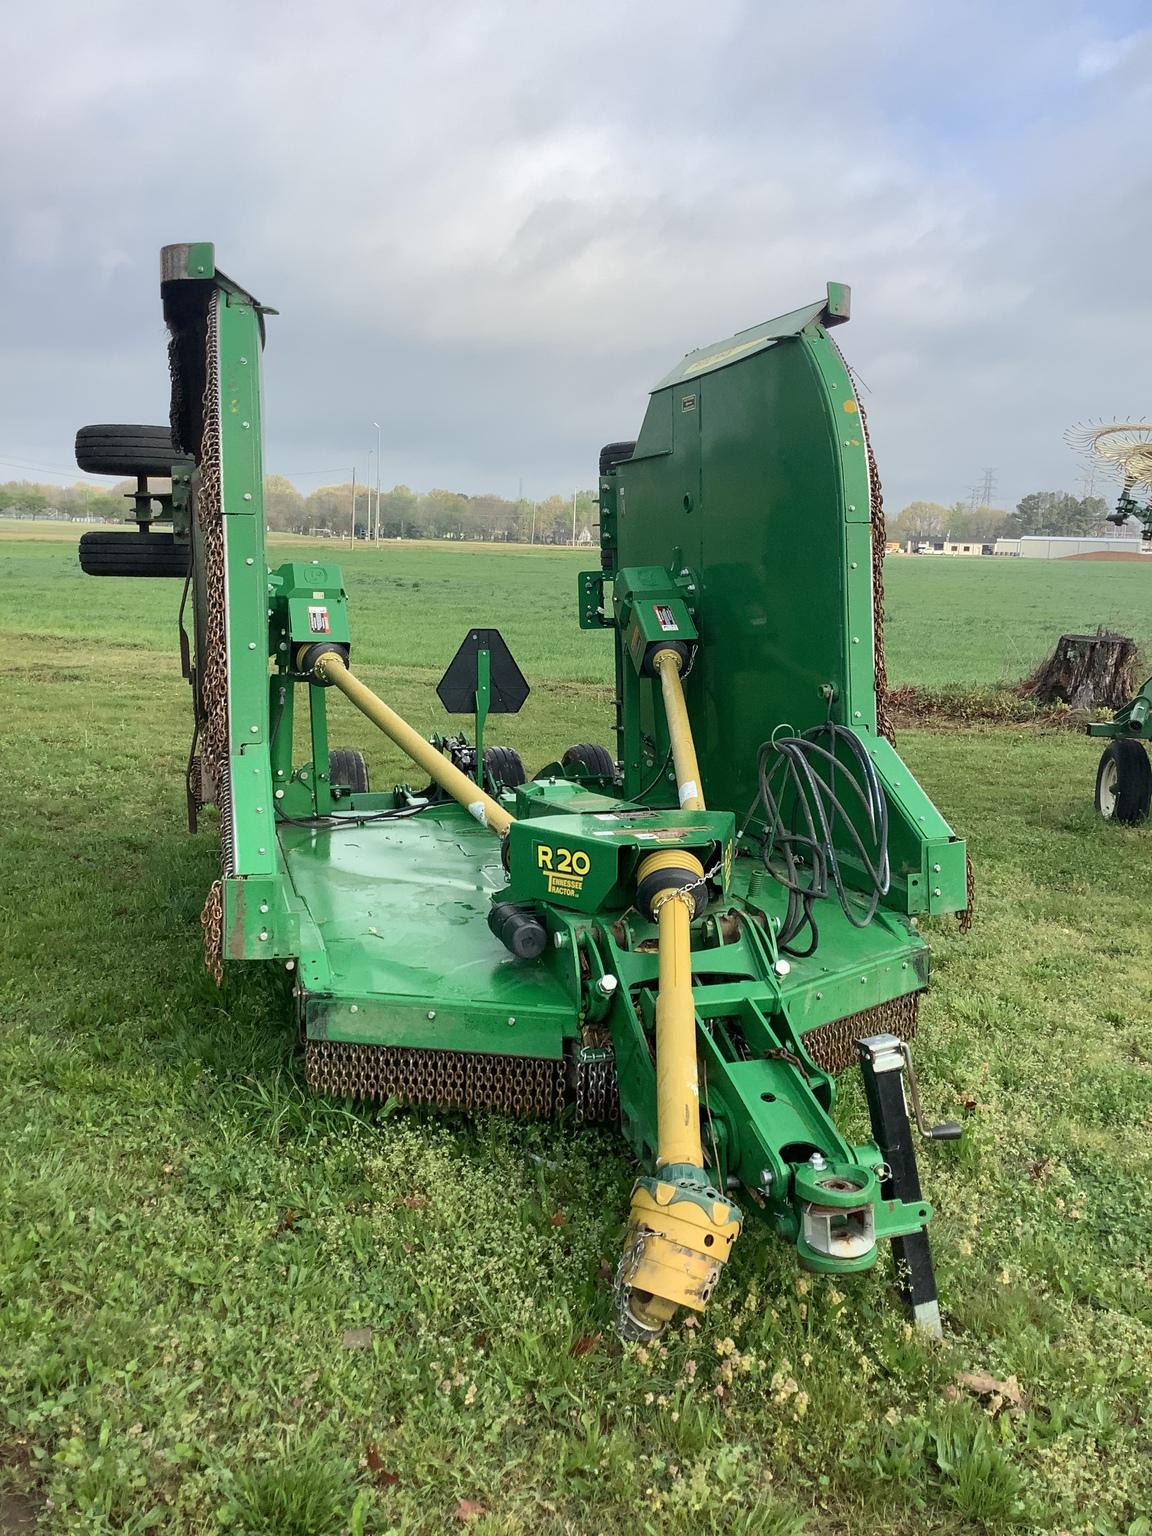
(802, 990, 921, 1074)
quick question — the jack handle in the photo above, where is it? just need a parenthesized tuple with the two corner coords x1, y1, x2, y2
(900, 1042, 962, 1142)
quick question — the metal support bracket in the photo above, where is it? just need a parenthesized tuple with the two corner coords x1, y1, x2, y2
(474, 644, 490, 786)
(857, 1033, 943, 1337)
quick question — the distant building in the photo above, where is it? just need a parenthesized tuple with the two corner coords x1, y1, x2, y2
(942, 540, 991, 557)
(993, 535, 1149, 559)
(902, 539, 990, 556)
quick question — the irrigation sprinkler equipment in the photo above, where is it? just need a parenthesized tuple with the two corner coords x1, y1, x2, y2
(79, 244, 970, 1340)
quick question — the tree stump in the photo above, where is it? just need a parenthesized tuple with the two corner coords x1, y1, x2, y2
(1023, 629, 1140, 709)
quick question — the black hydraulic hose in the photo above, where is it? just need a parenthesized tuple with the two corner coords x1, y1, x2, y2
(741, 722, 891, 955)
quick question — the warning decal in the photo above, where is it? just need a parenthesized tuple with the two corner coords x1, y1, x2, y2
(537, 842, 590, 898)
(308, 606, 331, 634)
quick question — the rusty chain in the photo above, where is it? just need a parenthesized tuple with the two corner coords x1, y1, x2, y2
(804, 991, 921, 1075)
(834, 338, 974, 926)
(178, 290, 235, 980)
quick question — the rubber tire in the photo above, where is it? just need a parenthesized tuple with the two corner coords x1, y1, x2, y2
(78, 530, 190, 578)
(329, 748, 370, 794)
(599, 440, 636, 476)
(562, 742, 616, 780)
(484, 745, 526, 790)
(75, 423, 185, 478)
(1095, 738, 1152, 824)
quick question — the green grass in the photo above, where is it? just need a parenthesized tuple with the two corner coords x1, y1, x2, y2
(881, 556, 1152, 687)
(8, 523, 1151, 695)
(1, 533, 1151, 1534)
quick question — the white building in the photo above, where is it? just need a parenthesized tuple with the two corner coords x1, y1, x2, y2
(942, 540, 989, 557)
(902, 539, 989, 556)
(992, 536, 1148, 559)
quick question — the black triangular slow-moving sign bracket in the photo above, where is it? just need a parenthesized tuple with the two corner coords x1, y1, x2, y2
(436, 628, 530, 715)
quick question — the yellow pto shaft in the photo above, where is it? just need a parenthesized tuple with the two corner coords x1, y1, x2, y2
(617, 850, 742, 1338)
(307, 649, 514, 837)
(651, 647, 704, 810)
(648, 853, 705, 1170)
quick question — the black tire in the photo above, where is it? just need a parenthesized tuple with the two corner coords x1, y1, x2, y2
(75, 423, 187, 478)
(562, 742, 616, 781)
(78, 530, 190, 578)
(599, 441, 636, 476)
(484, 745, 525, 790)
(329, 748, 370, 794)
(1095, 739, 1151, 824)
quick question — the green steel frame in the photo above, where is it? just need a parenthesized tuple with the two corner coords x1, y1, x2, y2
(1088, 493, 1152, 746)
(1087, 683, 1152, 743)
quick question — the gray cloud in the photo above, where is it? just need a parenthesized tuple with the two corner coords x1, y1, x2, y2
(3, 0, 1151, 509)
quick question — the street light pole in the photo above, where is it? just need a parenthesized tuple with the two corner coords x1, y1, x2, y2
(373, 421, 382, 545)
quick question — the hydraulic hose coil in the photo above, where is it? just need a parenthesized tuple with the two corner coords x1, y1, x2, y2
(746, 722, 890, 957)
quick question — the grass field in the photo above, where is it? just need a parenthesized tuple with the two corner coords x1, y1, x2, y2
(2, 530, 1151, 1535)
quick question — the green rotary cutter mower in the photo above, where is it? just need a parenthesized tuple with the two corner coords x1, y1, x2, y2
(78, 243, 969, 1340)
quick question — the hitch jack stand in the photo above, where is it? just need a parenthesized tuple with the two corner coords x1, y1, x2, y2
(857, 1033, 943, 1338)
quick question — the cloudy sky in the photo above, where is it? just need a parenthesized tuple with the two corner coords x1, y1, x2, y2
(3, 0, 1150, 511)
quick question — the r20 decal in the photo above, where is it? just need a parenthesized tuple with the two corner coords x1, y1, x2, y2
(537, 844, 591, 876)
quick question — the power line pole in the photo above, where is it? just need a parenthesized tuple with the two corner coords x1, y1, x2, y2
(373, 421, 382, 545)
(350, 467, 357, 545)
(571, 489, 577, 546)
(979, 467, 997, 508)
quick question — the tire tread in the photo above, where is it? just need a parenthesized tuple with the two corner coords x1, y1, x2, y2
(78, 531, 189, 578)
(1095, 738, 1152, 823)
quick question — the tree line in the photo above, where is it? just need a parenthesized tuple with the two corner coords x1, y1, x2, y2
(889, 491, 1123, 545)
(0, 475, 600, 545)
(264, 477, 599, 543)
(4, 474, 1131, 548)
(0, 480, 123, 520)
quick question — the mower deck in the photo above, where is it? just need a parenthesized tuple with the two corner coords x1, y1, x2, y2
(277, 800, 927, 1069)
(278, 805, 574, 1058)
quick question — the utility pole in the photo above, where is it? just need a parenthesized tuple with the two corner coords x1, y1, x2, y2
(530, 501, 537, 546)
(571, 489, 577, 546)
(979, 467, 997, 508)
(374, 421, 382, 545)
(350, 467, 357, 545)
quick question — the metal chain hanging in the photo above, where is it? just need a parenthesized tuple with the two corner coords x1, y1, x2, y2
(172, 288, 235, 982)
(835, 337, 974, 929)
